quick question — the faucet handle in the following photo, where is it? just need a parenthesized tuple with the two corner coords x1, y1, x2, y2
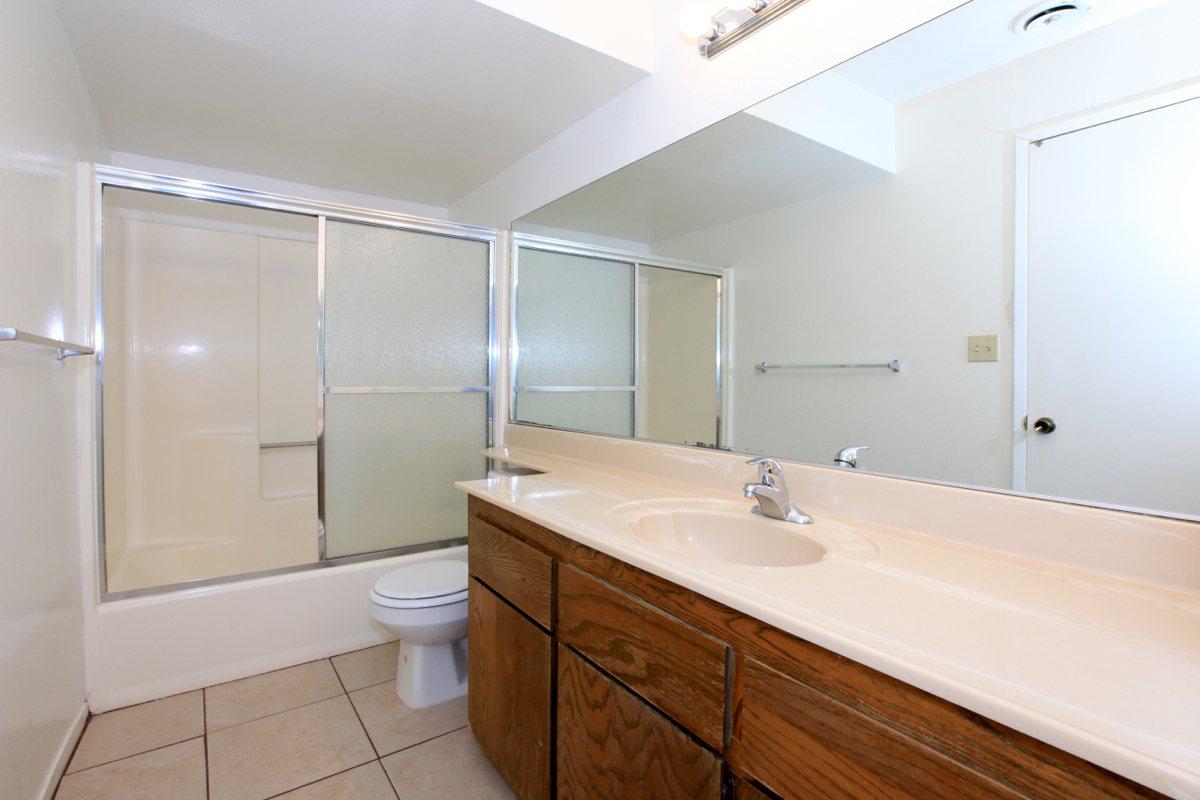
(834, 446, 870, 468)
(746, 455, 783, 475)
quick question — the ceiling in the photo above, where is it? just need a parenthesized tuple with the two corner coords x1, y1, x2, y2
(837, 0, 1170, 103)
(54, 0, 647, 208)
(516, 111, 890, 244)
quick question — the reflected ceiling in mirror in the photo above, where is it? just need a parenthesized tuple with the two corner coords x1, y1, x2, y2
(511, 0, 1200, 521)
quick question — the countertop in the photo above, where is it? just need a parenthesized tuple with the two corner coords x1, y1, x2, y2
(456, 445, 1200, 799)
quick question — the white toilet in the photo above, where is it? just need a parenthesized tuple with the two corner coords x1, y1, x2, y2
(368, 559, 469, 709)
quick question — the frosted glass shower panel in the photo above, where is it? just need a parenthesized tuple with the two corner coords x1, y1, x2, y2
(324, 221, 490, 387)
(516, 248, 634, 386)
(322, 393, 487, 558)
(322, 220, 491, 558)
(515, 248, 634, 436)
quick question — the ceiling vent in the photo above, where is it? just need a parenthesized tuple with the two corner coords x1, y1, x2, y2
(1010, 0, 1096, 36)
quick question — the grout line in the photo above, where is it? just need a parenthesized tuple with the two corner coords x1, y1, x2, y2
(205, 686, 347, 734)
(381, 755, 404, 799)
(202, 690, 210, 800)
(60, 736, 207, 777)
(258, 758, 379, 800)
(334, 660, 380, 759)
(203, 655, 335, 693)
(376, 723, 469, 761)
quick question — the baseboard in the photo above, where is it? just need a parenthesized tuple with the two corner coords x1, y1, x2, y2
(37, 703, 88, 800)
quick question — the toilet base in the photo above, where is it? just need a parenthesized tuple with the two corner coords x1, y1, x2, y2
(394, 637, 468, 708)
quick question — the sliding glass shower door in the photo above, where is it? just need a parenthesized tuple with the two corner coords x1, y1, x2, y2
(320, 220, 492, 559)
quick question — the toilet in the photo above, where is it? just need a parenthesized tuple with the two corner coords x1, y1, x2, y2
(368, 559, 469, 709)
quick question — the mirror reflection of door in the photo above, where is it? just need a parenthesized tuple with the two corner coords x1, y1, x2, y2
(1024, 95, 1200, 515)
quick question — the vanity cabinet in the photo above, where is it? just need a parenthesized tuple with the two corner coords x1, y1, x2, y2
(465, 498, 1165, 800)
(467, 577, 552, 800)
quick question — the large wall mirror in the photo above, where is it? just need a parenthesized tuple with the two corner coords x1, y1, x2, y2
(511, 0, 1200, 521)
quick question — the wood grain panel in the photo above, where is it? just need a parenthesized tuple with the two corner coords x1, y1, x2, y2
(469, 498, 1164, 800)
(728, 774, 780, 800)
(731, 655, 1028, 800)
(468, 514, 554, 629)
(557, 565, 727, 750)
(557, 645, 721, 800)
(468, 578, 552, 800)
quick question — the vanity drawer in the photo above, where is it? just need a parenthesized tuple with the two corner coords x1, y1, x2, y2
(556, 565, 728, 750)
(729, 657, 1024, 800)
(468, 515, 553, 629)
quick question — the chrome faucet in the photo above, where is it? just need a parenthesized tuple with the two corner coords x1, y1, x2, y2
(742, 456, 813, 525)
(834, 446, 869, 469)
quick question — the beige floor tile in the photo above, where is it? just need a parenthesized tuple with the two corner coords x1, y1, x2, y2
(205, 659, 344, 731)
(275, 761, 397, 799)
(348, 682, 467, 757)
(381, 728, 513, 800)
(207, 695, 375, 800)
(57, 738, 206, 800)
(68, 690, 204, 772)
(331, 642, 399, 691)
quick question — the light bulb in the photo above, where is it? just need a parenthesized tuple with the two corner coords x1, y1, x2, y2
(678, 3, 717, 38)
(727, 0, 765, 10)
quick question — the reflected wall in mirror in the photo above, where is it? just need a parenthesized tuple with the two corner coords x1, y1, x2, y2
(512, 0, 1200, 519)
(512, 240, 724, 448)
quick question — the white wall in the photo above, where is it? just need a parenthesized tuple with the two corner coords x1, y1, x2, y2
(450, 0, 963, 227)
(652, 0, 1200, 489)
(0, 1, 109, 797)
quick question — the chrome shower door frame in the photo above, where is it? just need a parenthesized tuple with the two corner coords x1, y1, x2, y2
(93, 165, 498, 601)
(509, 233, 729, 448)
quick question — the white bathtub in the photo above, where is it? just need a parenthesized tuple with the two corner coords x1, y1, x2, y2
(84, 544, 466, 712)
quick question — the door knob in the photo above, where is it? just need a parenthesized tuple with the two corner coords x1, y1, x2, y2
(1032, 417, 1056, 434)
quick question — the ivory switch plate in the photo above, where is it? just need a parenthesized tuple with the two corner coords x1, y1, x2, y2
(967, 334, 999, 362)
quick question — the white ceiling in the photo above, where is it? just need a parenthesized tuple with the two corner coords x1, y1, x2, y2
(516, 112, 890, 244)
(54, 0, 647, 208)
(837, 0, 1170, 103)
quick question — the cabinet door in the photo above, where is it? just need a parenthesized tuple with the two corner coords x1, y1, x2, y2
(557, 645, 721, 800)
(468, 578, 551, 800)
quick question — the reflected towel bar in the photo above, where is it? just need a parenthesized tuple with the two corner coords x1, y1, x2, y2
(755, 359, 901, 373)
(259, 440, 317, 449)
(0, 326, 94, 360)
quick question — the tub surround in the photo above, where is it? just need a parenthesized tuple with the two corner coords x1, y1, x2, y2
(456, 426, 1200, 799)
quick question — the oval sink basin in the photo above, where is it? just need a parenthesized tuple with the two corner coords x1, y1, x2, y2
(606, 499, 829, 568)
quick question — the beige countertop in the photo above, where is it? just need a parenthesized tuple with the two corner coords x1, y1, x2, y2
(457, 441, 1200, 799)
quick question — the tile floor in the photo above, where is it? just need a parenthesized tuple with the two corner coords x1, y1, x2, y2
(54, 642, 514, 800)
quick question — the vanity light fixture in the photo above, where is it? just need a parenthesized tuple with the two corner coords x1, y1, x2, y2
(681, 0, 810, 59)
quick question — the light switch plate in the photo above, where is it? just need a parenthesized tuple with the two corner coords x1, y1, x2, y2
(967, 334, 999, 362)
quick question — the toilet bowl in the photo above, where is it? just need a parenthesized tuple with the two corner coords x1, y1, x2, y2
(368, 559, 469, 709)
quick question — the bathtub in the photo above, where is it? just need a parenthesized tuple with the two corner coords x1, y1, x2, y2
(84, 544, 466, 712)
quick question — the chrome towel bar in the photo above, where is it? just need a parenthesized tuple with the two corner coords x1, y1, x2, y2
(0, 326, 94, 360)
(259, 440, 317, 449)
(755, 359, 901, 373)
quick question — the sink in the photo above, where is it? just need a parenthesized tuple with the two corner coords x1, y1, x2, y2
(604, 499, 830, 568)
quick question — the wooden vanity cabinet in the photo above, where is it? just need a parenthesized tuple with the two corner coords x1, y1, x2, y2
(466, 497, 1166, 800)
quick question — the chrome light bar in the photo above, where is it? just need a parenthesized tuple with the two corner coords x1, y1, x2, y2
(700, 0, 811, 59)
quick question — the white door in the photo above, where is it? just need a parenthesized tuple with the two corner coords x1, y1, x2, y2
(1025, 97, 1200, 516)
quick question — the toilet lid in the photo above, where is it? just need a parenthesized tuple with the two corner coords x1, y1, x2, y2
(372, 560, 468, 601)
